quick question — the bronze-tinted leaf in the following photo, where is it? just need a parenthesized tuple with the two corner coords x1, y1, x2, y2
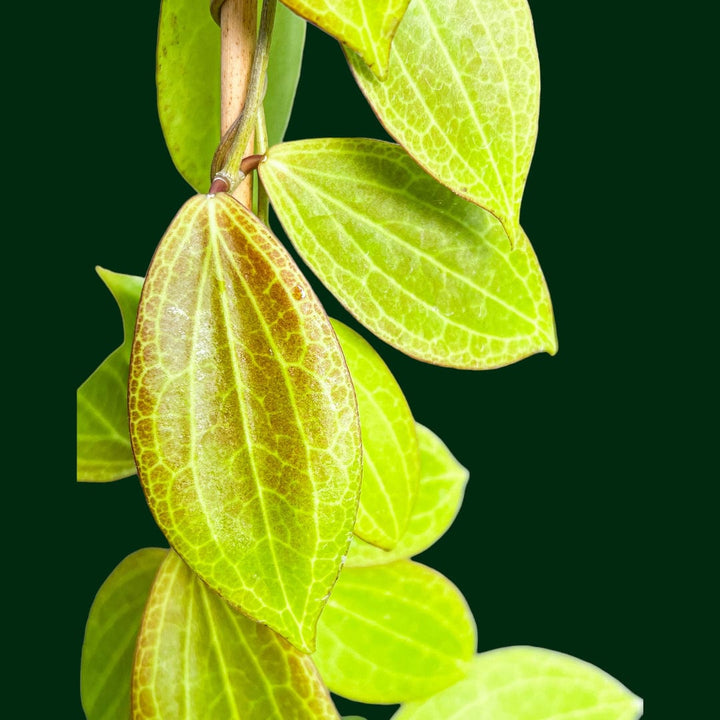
(128, 192, 362, 651)
(133, 550, 340, 719)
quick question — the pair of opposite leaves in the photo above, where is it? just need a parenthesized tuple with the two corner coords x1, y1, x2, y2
(159, 0, 542, 249)
(105, 0, 556, 652)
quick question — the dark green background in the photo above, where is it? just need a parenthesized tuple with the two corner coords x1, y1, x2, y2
(58, 1, 670, 716)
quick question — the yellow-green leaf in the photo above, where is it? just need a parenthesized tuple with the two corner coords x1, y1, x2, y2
(392, 647, 644, 720)
(157, 0, 305, 193)
(281, 0, 410, 78)
(331, 319, 420, 550)
(133, 550, 341, 720)
(77, 268, 144, 482)
(347, 0, 540, 245)
(81, 548, 167, 720)
(128, 192, 362, 652)
(347, 423, 467, 566)
(264, 4, 307, 148)
(314, 560, 476, 703)
(260, 138, 556, 369)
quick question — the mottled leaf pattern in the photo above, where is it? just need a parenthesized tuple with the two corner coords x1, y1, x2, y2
(128, 192, 361, 651)
(77, 268, 144, 482)
(314, 560, 476, 703)
(81, 548, 167, 720)
(260, 138, 556, 369)
(392, 647, 644, 720)
(332, 319, 420, 549)
(281, 0, 410, 78)
(133, 550, 340, 719)
(348, 0, 540, 245)
(346, 423, 467, 566)
(157, 0, 305, 192)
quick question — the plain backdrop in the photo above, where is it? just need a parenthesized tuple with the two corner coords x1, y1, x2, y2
(28, 0, 691, 715)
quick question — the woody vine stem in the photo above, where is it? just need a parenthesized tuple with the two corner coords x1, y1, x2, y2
(210, 0, 277, 198)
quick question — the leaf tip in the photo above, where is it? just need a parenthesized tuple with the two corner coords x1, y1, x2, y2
(293, 620, 317, 654)
(94, 264, 113, 285)
(545, 332, 559, 357)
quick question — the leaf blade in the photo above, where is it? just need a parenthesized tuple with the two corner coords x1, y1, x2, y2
(347, 0, 540, 244)
(77, 268, 144, 482)
(331, 319, 420, 550)
(80, 548, 167, 720)
(314, 560, 477, 703)
(265, 4, 307, 148)
(260, 138, 556, 369)
(156, 0, 220, 193)
(133, 550, 341, 720)
(392, 647, 644, 720)
(346, 423, 467, 566)
(280, 0, 410, 78)
(128, 193, 362, 652)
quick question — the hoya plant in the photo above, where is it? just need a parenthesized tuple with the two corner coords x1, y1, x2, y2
(77, 0, 644, 718)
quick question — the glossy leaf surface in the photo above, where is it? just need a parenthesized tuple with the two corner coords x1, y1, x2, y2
(331, 319, 419, 550)
(77, 268, 143, 482)
(261, 138, 556, 369)
(128, 192, 361, 652)
(281, 0, 409, 78)
(393, 647, 644, 720)
(133, 550, 340, 719)
(314, 560, 476, 703)
(157, 0, 305, 192)
(346, 423, 467, 566)
(81, 548, 166, 720)
(348, 0, 540, 245)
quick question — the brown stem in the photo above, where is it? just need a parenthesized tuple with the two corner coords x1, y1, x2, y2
(208, 177, 230, 194)
(220, 0, 256, 207)
(240, 154, 265, 175)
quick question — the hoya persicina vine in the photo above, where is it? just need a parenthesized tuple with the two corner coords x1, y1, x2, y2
(77, 0, 644, 718)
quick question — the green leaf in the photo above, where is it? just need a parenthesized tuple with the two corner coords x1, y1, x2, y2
(280, 0, 410, 78)
(128, 192, 362, 652)
(313, 560, 476, 703)
(346, 423, 467, 566)
(265, 4, 307, 148)
(81, 548, 167, 720)
(77, 268, 144, 482)
(133, 550, 341, 720)
(347, 0, 540, 246)
(392, 647, 644, 720)
(157, 0, 305, 193)
(156, 0, 219, 194)
(260, 138, 556, 369)
(331, 319, 420, 550)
